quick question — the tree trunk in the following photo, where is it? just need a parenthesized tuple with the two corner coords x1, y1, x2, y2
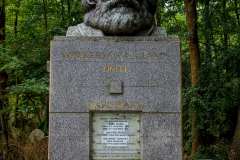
(229, 107, 240, 160)
(44, 94, 49, 133)
(0, 72, 8, 159)
(233, 0, 240, 43)
(0, 2, 9, 158)
(155, 1, 164, 26)
(60, 0, 65, 25)
(184, 0, 201, 158)
(42, 0, 48, 32)
(202, 0, 213, 84)
(0, 0, 5, 43)
(203, 0, 212, 63)
(234, 0, 240, 26)
(222, 0, 228, 50)
(14, 0, 21, 35)
(67, 0, 71, 24)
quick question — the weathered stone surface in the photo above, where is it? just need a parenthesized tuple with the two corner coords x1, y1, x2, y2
(50, 86, 180, 113)
(51, 61, 179, 87)
(49, 112, 182, 160)
(51, 37, 179, 62)
(49, 113, 89, 160)
(49, 36, 182, 160)
(109, 80, 123, 94)
(50, 37, 181, 113)
(142, 113, 182, 159)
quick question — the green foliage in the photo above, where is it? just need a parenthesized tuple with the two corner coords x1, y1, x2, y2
(0, 0, 86, 144)
(9, 78, 48, 95)
(0, 0, 240, 159)
(157, 0, 240, 159)
(194, 142, 229, 160)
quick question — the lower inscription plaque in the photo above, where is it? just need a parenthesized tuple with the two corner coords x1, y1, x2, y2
(91, 113, 141, 160)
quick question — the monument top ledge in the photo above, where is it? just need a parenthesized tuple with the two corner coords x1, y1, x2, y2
(52, 36, 179, 42)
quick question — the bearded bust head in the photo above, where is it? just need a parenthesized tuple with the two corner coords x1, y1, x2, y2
(66, 0, 166, 36)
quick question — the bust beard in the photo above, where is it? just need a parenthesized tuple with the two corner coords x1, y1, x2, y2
(83, 0, 154, 35)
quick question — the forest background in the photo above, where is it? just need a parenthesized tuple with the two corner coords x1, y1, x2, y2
(0, 0, 240, 159)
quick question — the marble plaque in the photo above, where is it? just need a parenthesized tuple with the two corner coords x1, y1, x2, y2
(91, 113, 141, 160)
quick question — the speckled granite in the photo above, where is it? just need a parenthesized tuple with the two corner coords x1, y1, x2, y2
(49, 36, 182, 160)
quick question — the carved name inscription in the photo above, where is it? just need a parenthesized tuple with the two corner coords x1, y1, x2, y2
(103, 64, 128, 73)
(88, 101, 144, 111)
(92, 113, 141, 160)
(63, 51, 166, 61)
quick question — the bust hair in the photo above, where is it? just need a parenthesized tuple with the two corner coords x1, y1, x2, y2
(82, 0, 157, 15)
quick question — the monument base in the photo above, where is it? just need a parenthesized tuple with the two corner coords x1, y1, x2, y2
(49, 36, 182, 160)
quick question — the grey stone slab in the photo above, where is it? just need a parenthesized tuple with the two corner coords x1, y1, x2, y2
(50, 37, 180, 88)
(49, 37, 182, 160)
(51, 36, 179, 63)
(51, 60, 180, 87)
(142, 154, 182, 160)
(49, 113, 89, 160)
(49, 112, 182, 160)
(142, 113, 182, 159)
(50, 37, 181, 113)
(50, 86, 181, 113)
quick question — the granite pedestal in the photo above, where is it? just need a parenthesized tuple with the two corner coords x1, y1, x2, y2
(49, 36, 182, 160)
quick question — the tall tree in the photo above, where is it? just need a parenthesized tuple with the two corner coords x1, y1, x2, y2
(0, 72, 8, 159)
(0, 0, 8, 158)
(14, 0, 21, 35)
(42, 0, 48, 32)
(229, 107, 240, 160)
(60, 0, 65, 24)
(0, 0, 5, 43)
(229, 1, 240, 156)
(184, 0, 201, 157)
(234, 0, 240, 26)
(222, 0, 228, 50)
(67, 0, 71, 24)
(203, 0, 212, 64)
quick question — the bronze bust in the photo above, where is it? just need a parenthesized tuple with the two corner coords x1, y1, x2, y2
(66, 0, 166, 36)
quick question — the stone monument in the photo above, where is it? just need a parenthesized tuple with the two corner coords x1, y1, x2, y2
(49, 0, 182, 159)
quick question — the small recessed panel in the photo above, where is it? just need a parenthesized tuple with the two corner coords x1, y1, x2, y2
(91, 113, 141, 160)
